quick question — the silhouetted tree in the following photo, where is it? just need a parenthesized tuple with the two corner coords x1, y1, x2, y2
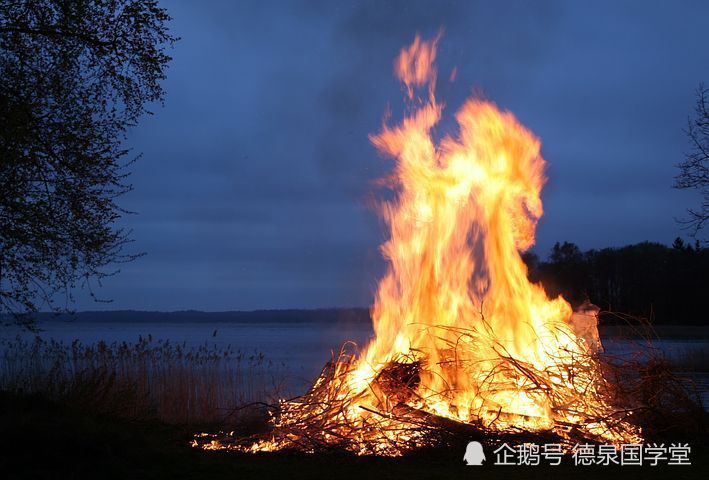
(0, 1, 176, 324)
(526, 240, 708, 325)
(520, 251, 539, 274)
(549, 241, 583, 265)
(675, 84, 709, 240)
(537, 242, 588, 305)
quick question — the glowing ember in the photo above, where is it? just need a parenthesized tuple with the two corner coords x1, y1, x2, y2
(196, 35, 641, 455)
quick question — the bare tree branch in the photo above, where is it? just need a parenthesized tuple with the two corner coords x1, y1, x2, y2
(674, 83, 709, 239)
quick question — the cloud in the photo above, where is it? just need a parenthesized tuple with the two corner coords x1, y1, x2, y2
(73, 0, 709, 310)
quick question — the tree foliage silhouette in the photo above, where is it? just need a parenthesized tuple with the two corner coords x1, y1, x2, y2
(0, 0, 176, 324)
(527, 240, 708, 325)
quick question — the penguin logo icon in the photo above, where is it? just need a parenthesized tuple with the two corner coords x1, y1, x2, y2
(463, 441, 486, 465)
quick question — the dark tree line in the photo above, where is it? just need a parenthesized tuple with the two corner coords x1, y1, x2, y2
(524, 239, 709, 325)
(0, 1, 176, 324)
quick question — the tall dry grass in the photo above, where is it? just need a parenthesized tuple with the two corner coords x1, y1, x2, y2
(0, 335, 288, 426)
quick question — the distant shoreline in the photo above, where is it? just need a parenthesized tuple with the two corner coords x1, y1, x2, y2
(4, 309, 708, 339)
(15, 308, 372, 324)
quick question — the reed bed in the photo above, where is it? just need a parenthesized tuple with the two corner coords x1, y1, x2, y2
(0, 335, 287, 426)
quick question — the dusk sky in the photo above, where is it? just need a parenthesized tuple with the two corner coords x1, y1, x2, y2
(77, 0, 708, 311)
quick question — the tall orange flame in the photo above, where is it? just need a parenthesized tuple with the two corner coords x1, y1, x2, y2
(352, 34, 611, 433)
(200, 35, 640, 455)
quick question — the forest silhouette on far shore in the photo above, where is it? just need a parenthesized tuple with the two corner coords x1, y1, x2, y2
(524, 238, 708, 325)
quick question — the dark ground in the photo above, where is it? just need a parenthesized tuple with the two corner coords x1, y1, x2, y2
(1, 391, 707, 480)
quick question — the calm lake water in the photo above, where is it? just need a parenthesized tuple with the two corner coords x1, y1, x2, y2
(2, 320, 707, 403)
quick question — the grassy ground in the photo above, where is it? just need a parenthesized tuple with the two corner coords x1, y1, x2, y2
(1, 390, 708, 480)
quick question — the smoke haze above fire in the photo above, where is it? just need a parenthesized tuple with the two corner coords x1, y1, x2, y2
(76, 0, 709, 311)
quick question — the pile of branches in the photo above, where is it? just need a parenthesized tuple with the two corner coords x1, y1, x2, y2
(192, 335, 702, 456)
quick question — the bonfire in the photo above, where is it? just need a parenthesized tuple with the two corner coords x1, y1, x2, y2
(195, 35, 642, 455)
